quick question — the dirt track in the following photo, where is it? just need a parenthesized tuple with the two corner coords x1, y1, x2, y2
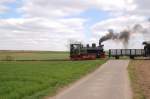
(49, 60, 132, 99)
(130, 60, 150, 99)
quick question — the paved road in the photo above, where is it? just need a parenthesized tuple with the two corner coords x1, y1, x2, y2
(49, 60, 132, 99)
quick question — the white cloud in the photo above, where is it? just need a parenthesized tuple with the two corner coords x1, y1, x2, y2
(0, 0, 150, 50)
(20, 0, 137, 18)
(0, 0, 16, 13)
(0, 0, 91, 50)
(92, 15, 146, 33)
(89, 0, 133, 11)
(20, 0, 89, 18)
(0, 0, 15, 3)
(0, 17, 86, 51)
(0, 5, 9, 13)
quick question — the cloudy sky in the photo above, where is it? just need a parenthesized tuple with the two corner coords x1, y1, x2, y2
(0, 0, 150, 51)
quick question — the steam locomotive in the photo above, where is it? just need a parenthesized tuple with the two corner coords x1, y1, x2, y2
(70, 43, 105, 60)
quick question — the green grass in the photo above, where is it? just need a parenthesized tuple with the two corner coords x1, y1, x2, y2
(0, 51, 69, 60)
(0, 60, 106, 99)
(128, 61, 145, 99)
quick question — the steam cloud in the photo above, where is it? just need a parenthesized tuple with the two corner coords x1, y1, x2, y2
(99, 23, 150, 48)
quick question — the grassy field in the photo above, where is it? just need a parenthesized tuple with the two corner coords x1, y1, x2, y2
(0, 51, 69, 60)
(0, 60, 106, 99)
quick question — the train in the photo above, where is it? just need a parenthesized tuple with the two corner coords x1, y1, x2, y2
(70, 41, 150, 60)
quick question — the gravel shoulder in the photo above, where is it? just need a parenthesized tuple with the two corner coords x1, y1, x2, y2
(48, 60, 132, 99)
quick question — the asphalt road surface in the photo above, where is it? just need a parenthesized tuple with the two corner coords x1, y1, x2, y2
(49, 60, 132, 99)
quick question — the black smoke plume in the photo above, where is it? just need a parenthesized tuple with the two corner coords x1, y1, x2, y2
(99, 22, 150, 48)
(99, 29, 130, 48)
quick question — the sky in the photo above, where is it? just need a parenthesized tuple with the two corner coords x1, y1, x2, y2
(0, 0, 150, 51)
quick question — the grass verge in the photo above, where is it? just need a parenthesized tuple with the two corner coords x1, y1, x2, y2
(0, 60, 106, 99)
(128, 60, 145, 99)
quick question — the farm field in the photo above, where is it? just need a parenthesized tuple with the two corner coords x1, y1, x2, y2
(0, 60, 106, 99)
(128, 60, 150, 99)
(0, 51, 69, 60)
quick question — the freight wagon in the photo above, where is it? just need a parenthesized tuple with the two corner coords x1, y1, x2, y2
(109, 41, 150, 59)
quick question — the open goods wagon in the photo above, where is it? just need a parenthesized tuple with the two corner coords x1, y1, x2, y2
(109, 41, 150, 59)
(109, 49, 145, 59)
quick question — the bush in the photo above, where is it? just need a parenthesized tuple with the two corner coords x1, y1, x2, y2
(5, 55, 14, 61)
